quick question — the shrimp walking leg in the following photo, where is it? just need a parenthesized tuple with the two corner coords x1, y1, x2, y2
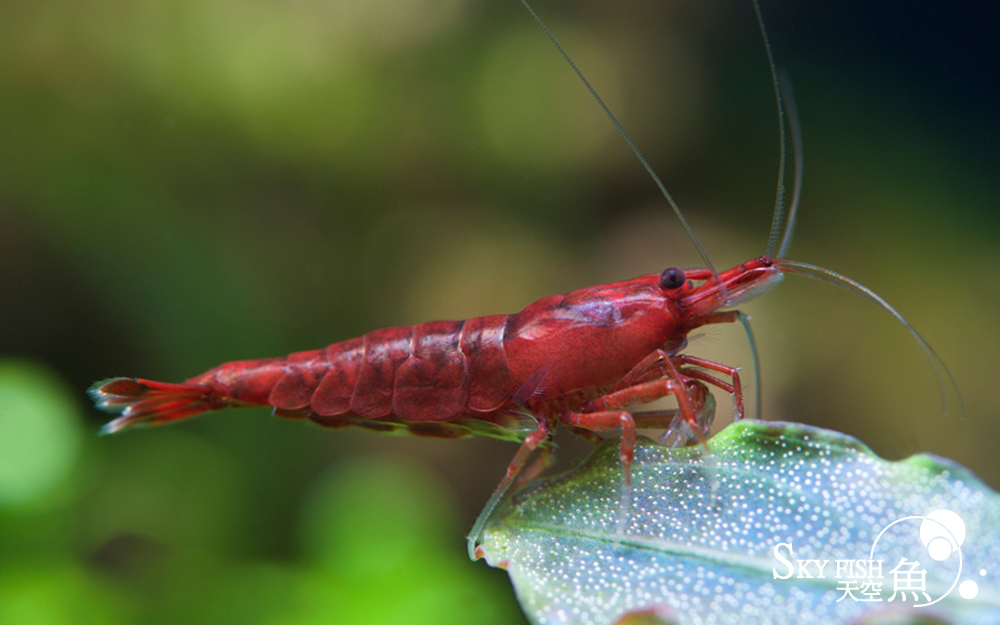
(467, 420, 551, 558)
(613, 349, 745, 423)
(674, 354, 745, 420)
(561, 407, 637, 532)
(572, 377, 706, 479)
(564, 373, 709, 532)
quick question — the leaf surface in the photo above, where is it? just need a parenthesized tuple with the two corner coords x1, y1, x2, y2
(477, 420, 1000, 625)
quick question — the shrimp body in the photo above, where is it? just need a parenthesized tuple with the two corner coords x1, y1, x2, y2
(93, 258, 782, 486)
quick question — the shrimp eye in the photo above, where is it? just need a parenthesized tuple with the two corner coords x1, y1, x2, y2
(659, 267, 686, 290)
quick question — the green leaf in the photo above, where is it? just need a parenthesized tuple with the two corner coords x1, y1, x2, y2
(476, 420, 1000, 625)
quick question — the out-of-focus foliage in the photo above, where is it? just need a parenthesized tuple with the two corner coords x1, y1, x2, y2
(0, 361, 82, 508)
(1, 0, 998, 622)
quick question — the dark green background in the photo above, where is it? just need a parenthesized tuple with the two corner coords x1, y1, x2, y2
(1, 1, 997, 622)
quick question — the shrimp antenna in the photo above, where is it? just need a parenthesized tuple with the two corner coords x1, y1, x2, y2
(772, 259, 964, 418)
(752, 0, 789, 261)
(737, 312, 763, 421)
(517, 0, 725, 300)
(775, 70, 803, 259)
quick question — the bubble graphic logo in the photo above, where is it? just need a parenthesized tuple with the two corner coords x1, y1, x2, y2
(869, 509, 978, 607)
(920, 510, 964, 562)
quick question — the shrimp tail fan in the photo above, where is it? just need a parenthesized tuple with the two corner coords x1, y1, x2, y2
(90, 378, 219, 434)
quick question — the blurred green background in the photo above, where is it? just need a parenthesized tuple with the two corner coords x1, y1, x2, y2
(1, 0, 998, 622)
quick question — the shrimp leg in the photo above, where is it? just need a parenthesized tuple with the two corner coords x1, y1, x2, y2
(467, 419, 551, 559)
(674, 354, 745, 420)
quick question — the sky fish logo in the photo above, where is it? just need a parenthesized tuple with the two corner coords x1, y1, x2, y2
(773, 509, 985, 607)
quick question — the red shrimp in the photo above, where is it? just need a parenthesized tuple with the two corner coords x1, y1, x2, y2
(89, 253, 953, 552)
(91, 259, 779, 491)
(91, 258, 783, 553)
(91, 0, 960, 555)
